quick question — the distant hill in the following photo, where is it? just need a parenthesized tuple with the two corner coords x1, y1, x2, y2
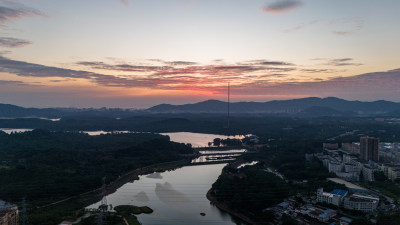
(2, 97, 400, 118)
(146, 97, 400, 115)
(0, 104, 136, 119)
(0, 103, 62, 118)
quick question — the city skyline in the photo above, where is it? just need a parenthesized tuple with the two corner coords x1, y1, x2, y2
(0, 0, 400, 107)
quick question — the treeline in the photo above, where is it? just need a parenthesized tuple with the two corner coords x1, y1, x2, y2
(2, 114, 400, 142)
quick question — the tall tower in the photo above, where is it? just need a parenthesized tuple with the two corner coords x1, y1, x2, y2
(20, 198, 28, 225)
(360, 137, 379, 162)
(97, 177, 108, 225)
(227, 82, 230, 130)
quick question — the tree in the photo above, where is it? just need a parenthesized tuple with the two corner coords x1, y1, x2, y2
(374, 171, 386, 182)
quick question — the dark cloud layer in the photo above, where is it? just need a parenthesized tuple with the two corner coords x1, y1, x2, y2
(0, 80, 27, 86)
(312, 58, 363, 67)
(2, 55, 396, 102)
(0, 4, 44, 24)
(0, 37, 31, 48)
(262, 0, 302, 13)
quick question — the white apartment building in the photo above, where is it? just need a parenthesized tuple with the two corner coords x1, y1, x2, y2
(362, 165, 378, 182)
(343, 193, 379, 212)
(388, 167, 400, 181)
(317, 188, 347, 206)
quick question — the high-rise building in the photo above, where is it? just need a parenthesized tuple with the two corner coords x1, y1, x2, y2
(360, 137, 379, 162)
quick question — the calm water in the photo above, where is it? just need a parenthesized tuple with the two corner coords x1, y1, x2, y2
(79, 131, 247, 148)
(161, 132, 247, 147)
(88, 164, 242, 225)
(0, 128, 33, 134)
(83, 130, 132, 135)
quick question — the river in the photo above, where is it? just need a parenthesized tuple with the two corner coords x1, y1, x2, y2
(87, 132, 247, 225)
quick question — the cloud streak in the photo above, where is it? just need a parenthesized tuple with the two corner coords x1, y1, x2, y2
(0, 3, 45, 25)
(330, 18, 364, 36)
(312, 58, 363, 67)
(0, 37, 31, 48)
(262, 0, 302, 14)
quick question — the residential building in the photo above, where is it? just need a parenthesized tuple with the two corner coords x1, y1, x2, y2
(343, 193, 379, 212)
(328, 161, 342, 173)
(298, 205, 337, 223)
(362, 164, 378, 182)
(317, 188, 347, 206)
(388, 167, 400, 181)
(342, 143, 360, 154)
(360, 137, 379, 162)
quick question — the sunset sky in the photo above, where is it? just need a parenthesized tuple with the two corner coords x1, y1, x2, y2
(0, 0, 399, 108)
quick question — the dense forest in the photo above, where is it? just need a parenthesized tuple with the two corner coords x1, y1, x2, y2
(0, 130, 192, 224)
(211, 165, 290, 224)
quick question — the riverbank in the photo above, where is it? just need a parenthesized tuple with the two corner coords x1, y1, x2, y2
(206, 190, 257, 225)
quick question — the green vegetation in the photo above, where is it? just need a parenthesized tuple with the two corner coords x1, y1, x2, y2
(211, 165, 290, 224)
(113, 205, 153, 225)
(377, 212, 400, 225)
(210, 140, 347, 224)
(365, 180, 400, 201)
(79, 214, 127, 225)
(139, 206, 154, 214)
(114, 205, 153, 215)
(0, 130, 191, 224)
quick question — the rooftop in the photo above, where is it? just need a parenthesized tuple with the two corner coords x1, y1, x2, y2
(330, 189, 348, 197)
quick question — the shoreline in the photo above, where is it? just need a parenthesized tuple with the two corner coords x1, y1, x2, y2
(33, 159, 192, 224)
(206, 189, 257, 225)
(38, 159, 191, 209)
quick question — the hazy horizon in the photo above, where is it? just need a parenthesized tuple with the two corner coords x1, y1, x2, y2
(2, 96, 400, 109)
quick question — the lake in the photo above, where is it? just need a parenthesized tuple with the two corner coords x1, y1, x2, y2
(0, 128, 33, 134)
(161, 132, 247, 147)
(82, 131, 247, 148)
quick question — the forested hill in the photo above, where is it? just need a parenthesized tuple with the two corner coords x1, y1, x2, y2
(2, 97, 400, 118)
(0, 103, 62, 118)
(146, 97, 400, 115)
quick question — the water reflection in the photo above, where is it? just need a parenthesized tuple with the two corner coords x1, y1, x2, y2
(83, 130, 131, 135)
(146, 172, 163, 179)
(199, 149, 247, 154)
(87, 164, 240, 225)
(0, 128, 33, 134)
(134, 191, 150, 202)
(161, 132, 248, 147)
(191, 155, 239, 163)
(237, 161, 259, 169)
(155, 182, 193, 204)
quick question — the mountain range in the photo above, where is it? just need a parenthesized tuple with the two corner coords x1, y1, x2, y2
(146, 97, 400, 115)
(1, 97, 400, 118)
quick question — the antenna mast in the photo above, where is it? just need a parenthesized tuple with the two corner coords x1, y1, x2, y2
(97, 177, 108, 225)
(227, 82, 230, 130)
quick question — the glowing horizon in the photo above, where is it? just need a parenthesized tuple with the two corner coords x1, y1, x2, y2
(0, 0, 400, 107)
